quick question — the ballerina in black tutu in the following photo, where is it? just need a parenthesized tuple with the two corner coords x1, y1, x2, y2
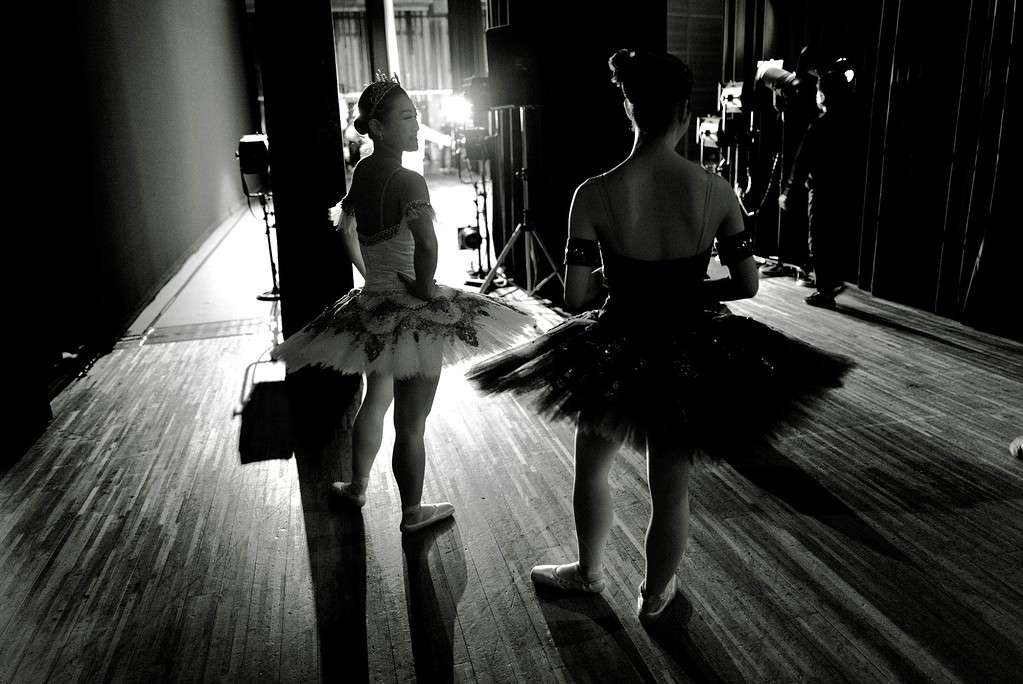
(467, 51, 852, 622)
(273, 75, 535, 534)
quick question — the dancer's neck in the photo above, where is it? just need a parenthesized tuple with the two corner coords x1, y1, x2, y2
(630, 131, 680, 159)
(372, 142, 403, 162)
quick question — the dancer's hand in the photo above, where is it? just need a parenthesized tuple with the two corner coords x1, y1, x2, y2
(397, 272, 436, 301)
(328, 201, 344, 227)
(777, 193, 789, 211)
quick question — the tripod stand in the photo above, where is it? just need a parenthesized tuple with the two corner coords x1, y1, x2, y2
(462, 157, 493, 285)
(252, 192, 280, 301)
(237, 134, 280, 301)
(479, 105, 564, 296)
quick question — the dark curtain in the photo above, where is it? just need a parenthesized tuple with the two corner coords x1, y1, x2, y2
(333, 11, 372, 93)
(257, 0, 351, 337)
(448, 0, 486, 88)
(862, 0, 1019, 339)
(667, 0, 726, 133)
(395, 10, 451, 91)
(333, 8, 452, 93)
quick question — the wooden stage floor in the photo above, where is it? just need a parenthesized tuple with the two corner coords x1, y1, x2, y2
(3, 279, 1022, 682)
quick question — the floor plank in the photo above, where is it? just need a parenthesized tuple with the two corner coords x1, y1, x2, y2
(3, 276, 1023, 682)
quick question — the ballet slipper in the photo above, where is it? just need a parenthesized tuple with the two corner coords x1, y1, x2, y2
(328, 480, 367, 508)
(400, 502, 455, 533)
(637, 574, 678, 625)
(530, 562, 605, 594)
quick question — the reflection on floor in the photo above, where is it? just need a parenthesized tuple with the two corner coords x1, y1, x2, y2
(4, 171, 1023, 681)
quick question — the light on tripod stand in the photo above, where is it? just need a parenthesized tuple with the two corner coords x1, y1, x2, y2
(697, 117, 720, 147)
(237, 134, 271, 196)
(719, 81, 744, 113)
(461, 127, 489, 163)
(756, 60, 794, 93)
(457, 225, 482, 250)
(756, 59, 821, 113)
(479, 105, 565, 296)
(236, 133, 280, 302)
(458, 145, 494, 287)
(696, 116, 721, 170)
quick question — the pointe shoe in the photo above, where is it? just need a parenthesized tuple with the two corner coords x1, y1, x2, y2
(638, 575, 677, 625)
(400, 502, 455, 534)
(328, 481, 366, 508)
(804, 291, 837, 309)
(530, 562, 605, 594)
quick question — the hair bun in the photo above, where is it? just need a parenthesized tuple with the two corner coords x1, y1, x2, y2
(609, 49, 659, 105)
(353, 116, 370, 136)
(607, 49, 694, 136)
(609, 49, 639, 87)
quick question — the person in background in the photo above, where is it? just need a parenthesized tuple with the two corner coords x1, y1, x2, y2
(778, 59, 858, 308)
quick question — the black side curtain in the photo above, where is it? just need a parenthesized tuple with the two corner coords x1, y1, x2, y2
(860, 0, 1019, 339)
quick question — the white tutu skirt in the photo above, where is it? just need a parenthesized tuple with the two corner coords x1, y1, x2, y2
(271, 285, 537, 378)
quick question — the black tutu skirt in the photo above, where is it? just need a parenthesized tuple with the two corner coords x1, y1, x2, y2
(466, 303, 853, 460)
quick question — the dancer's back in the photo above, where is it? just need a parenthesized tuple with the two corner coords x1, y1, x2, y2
(571, 149, 747, 314)
(583, 151, 728, 262)
(343, 153, 424, 292)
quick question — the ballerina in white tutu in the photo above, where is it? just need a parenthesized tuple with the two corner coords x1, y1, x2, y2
(273, 74, 535, 533)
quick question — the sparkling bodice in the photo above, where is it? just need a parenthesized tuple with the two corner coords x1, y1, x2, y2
(342, 154, 431, 292)
(600, 246, 713, 324)
(360, 223, 416, 291)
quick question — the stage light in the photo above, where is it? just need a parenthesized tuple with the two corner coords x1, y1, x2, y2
(756, 59, 795, 94)
(237, 134, 270, 196)
(696, 116, 720, 147)
(442, 94, 473, 128)
(461, 127, 489, 162)
(235, 133, 279, 301)
(719, 81, 744, 113)
(458, 225, 482, 250)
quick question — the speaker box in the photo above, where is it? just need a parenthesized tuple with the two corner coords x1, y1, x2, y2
(485, 25, 546, 107)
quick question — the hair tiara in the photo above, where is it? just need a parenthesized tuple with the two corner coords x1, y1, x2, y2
(364, 71, 402, 119)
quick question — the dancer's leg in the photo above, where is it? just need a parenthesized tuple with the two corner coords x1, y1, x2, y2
(392, 374, 447, 528)
(574, 423, 622, 580)
(530, 418, 620, 592)
(349, 372, 394, 490)
(643, 430, 692, 599)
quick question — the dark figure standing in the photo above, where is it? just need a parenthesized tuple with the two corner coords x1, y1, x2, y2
(779, 63, 857, 308)
(468, 50, 853, 626)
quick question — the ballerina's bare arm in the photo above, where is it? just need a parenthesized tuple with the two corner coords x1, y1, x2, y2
(330, 201, 366, 277)
(397, 174, 438, 300)
(564, 182, 606, 311)
(698, 177, 759, 301)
